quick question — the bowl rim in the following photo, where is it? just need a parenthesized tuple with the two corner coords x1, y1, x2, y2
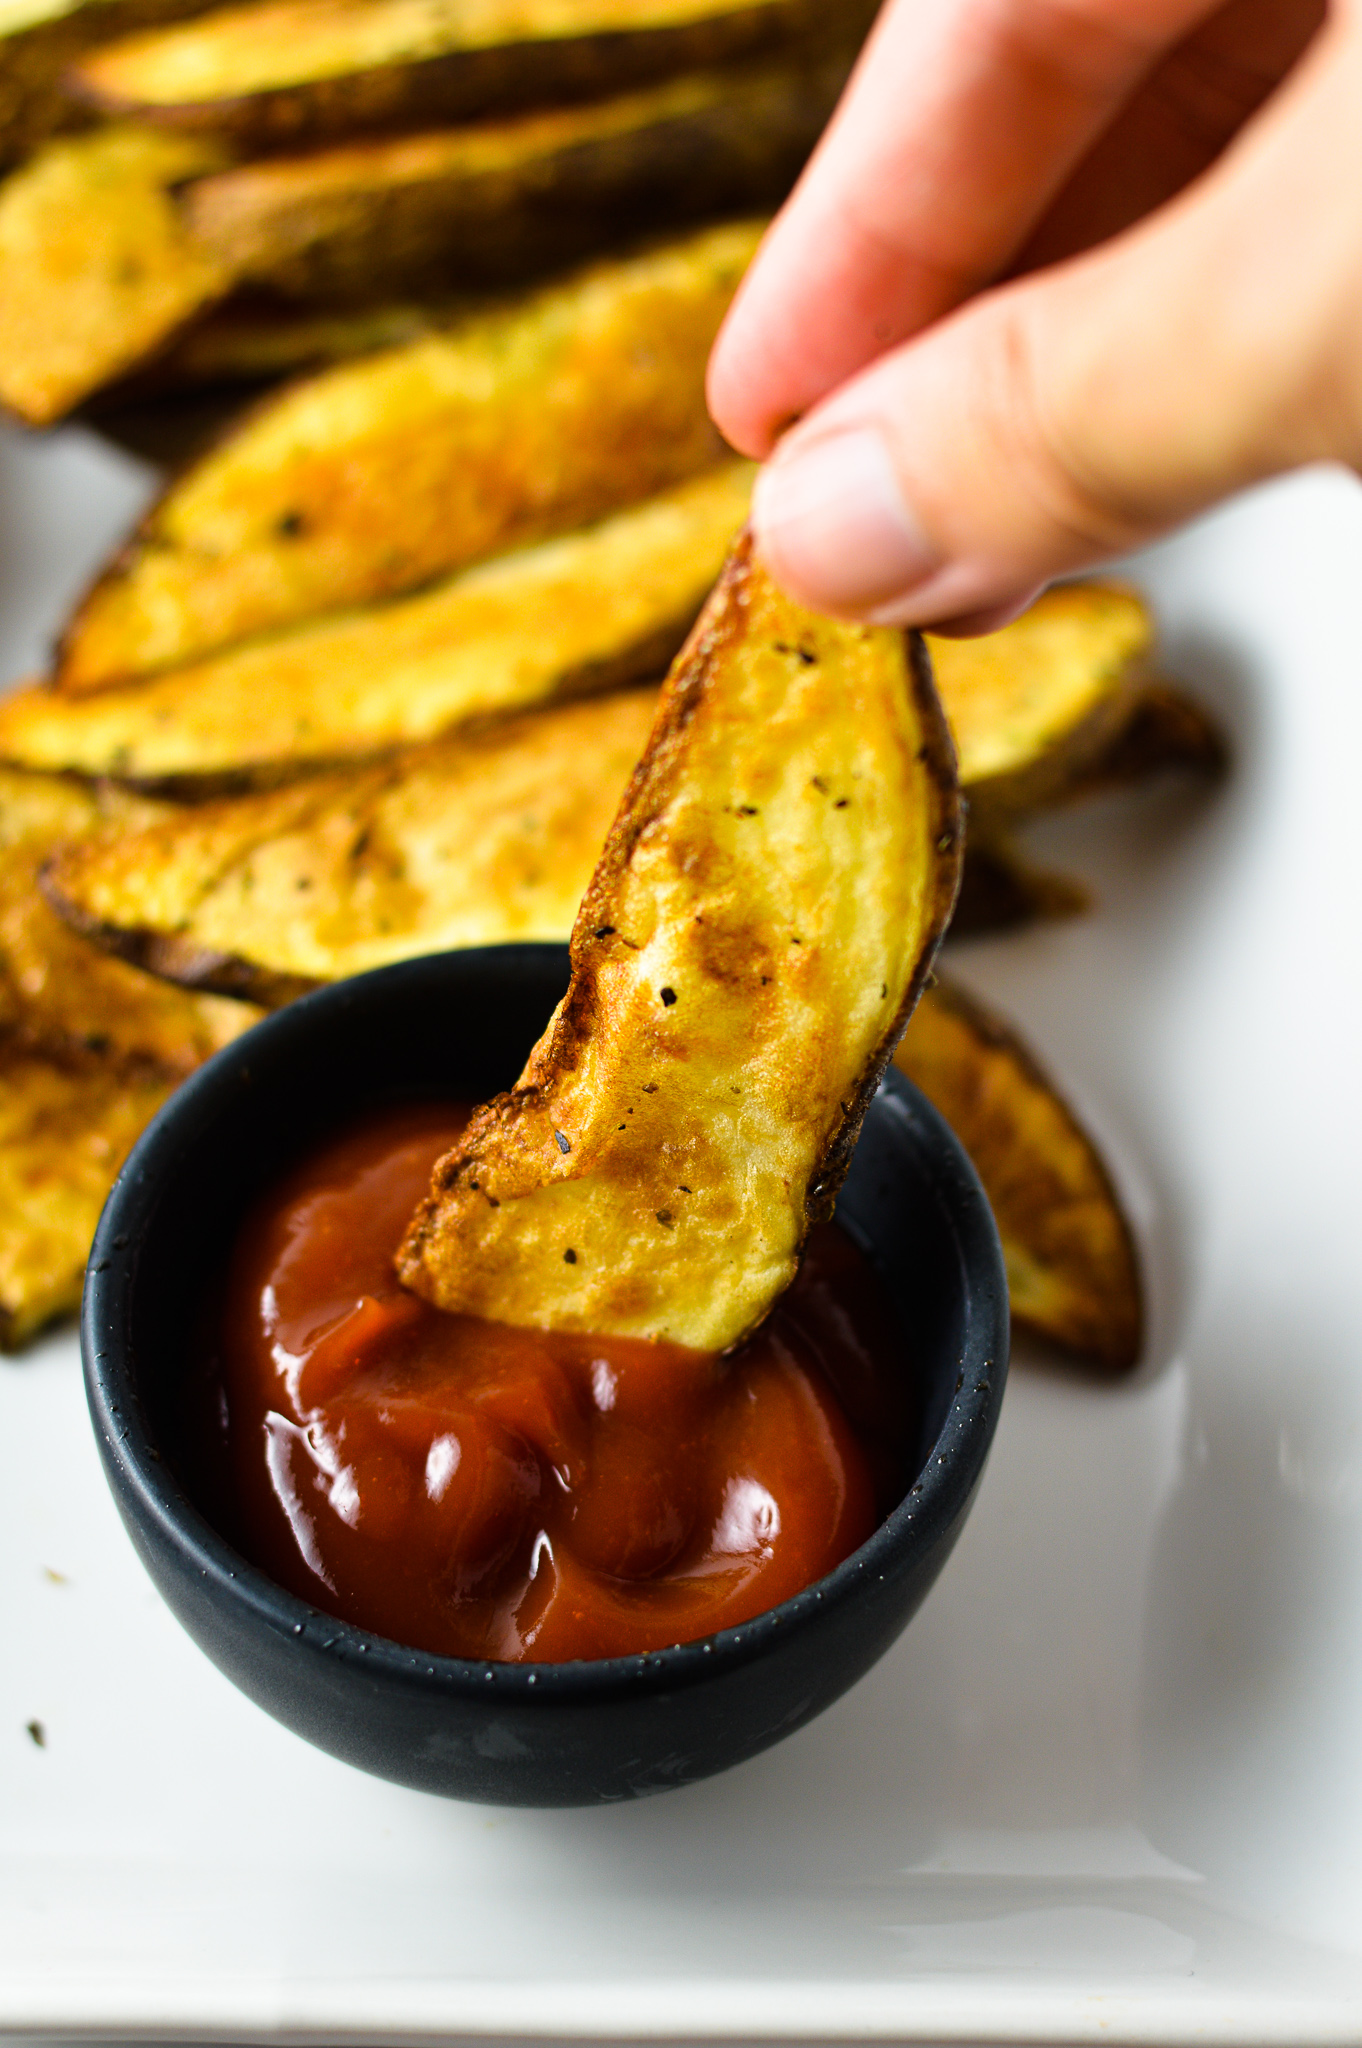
(83, 945, 1008, 1706)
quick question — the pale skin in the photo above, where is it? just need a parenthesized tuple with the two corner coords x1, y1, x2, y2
(706, 0, 1353, 633)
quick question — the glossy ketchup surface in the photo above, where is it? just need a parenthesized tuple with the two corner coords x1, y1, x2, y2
(200, 1104, 920, 1664)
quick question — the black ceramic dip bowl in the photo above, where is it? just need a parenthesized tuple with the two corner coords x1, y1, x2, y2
(82, 944, 1007, 1807)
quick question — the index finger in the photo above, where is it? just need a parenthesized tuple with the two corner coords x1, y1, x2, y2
(707, 0, 1223, 456)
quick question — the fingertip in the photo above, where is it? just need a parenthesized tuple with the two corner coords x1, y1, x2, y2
(706, 307, 782, 460)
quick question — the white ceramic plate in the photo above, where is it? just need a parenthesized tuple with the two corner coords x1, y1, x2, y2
(3, 419, 1362, 2045)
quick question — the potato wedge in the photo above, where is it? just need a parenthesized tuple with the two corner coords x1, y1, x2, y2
(397, 535, 961, 1351)
(183, 55, 847, 303)
(58, 220, 759, 689)
(0, 122, 233, 425)
(70, 0, 870, 147)
(0, 767, 260, 1065)
(43, 687, 661, 1003)
(896, 979, 1141, 1370)
(0, 1045, 173, 1347)
(928, 582, 1154, 814)
(0, 0, 215, 169)
(2, 463, 753, 786)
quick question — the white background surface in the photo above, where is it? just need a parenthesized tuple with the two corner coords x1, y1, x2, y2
(2, 420, 1362, 2042)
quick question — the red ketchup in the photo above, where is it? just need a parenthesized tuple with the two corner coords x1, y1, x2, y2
(200, 1105, 919, 1664)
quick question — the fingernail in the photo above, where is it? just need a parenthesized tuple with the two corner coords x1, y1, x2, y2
(752, 427, 940, 615)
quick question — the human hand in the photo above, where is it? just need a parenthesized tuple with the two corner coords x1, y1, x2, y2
(707, 0, 1346, 631)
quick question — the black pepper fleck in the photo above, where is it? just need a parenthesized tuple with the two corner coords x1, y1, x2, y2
(659, 987, 677, 1006)
(553, 1129, 571, 1154)
(563, 1248, 577, 1264)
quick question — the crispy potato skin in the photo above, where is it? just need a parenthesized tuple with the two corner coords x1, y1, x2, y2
(182, 57, 848, 303)
(0, 122, 233, 425)
(69, 0, 872, 147)
(2, 463, 752, 785)
(0, 1046, 173, 1347)
(896, 979, 1142, 1371)
(42, 688, 661, 1004)
(58, 221, 760, 689)
(397, 535, 961, 1352)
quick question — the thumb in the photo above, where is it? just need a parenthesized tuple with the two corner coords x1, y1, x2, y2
(750, 15, 1362, 631)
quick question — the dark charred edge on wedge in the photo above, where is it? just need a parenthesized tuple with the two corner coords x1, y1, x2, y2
(68, 0, 874, 149)
(805, 624, 961, 1234)
(922, 975, 1143, 1375)
(37, 863, 315, 1007)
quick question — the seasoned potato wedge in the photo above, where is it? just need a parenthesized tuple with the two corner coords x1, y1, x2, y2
(896, 979, 1141, 1370)
(0, 0, 215, 169)
(43, 688, 661, 1004)
(928, 582, 1154, 814)
(70, 0, 869, 146)
(0, 122, 232, 425)
(0, 767, 259, 1065)
(397, 536, 961, 1351)
(58, 220, 759, 689)
(1, 463, 752, 786)
(183, 56, 846, 302)
(0, 1046, 173, 1348)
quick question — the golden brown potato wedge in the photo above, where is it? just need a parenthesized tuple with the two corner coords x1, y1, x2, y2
(58, 220, 759, 689)
(397, 535, 961, 1352)
(0, 122, 233, 425)
(896, 978, 1141, 1371)
(0, 767, 260, 1065)
(70, 0, 870, 147)
(182, 55, 847, 302)
(928, 582, 1154, 815)
(1, 463, 753, 786)
(0, 0, 216, 169)
(0, 1045, 173, 1347)
(42, 687, 661, 1004)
